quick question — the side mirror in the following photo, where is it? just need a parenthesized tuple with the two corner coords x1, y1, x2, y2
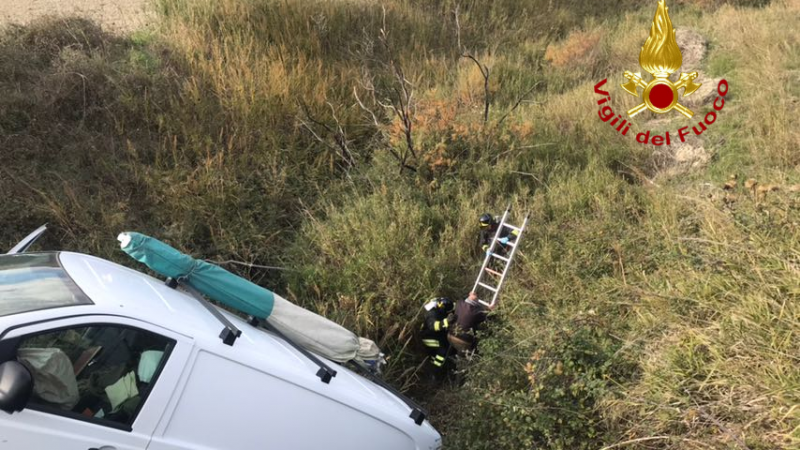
(0, 361, 33, 414)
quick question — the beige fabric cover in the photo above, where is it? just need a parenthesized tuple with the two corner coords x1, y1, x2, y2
(267, 294, 380, 363)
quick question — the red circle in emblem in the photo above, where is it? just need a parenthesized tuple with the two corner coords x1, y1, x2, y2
(649, 84, 674, 109)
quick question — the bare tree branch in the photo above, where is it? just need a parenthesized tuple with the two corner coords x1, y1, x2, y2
(460, 53, 491, 124)
(496, 81, 542, 127)
(351, 5, 418, 174)
(297, 100, 355, 170)
(326, 101, 355, 167)
(454, 3, 462, 52)
(455, 4, 490, 125)
(353, 85, 416, 173)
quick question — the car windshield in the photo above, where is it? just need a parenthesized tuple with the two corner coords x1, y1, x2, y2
(0, 253, 92, 317)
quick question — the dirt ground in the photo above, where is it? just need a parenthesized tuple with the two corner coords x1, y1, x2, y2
(0, 0, 152, 33)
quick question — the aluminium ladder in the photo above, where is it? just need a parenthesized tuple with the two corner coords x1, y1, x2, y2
(472, 208, 529, 308)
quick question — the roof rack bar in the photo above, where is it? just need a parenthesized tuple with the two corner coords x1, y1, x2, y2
(165, 277, 241, 346)
(354, 365, 428, 426)
(247, 316, 337, 384)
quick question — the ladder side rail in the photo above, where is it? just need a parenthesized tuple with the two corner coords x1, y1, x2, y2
(482, 215, 529, 308)
(479, 210, 514, 288)
(472, 208, 510, 292)
(471, 208, 510, 294)
(487, 215, 528, 307)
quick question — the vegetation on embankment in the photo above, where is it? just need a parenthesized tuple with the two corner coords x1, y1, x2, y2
(1, 0, 798, 448)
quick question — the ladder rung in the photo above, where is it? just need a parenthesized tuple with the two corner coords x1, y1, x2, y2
(491, 253, 509, 262)
(502, 240, 516, 247)
(485, 268, 502, 277)
(478, 282, 497, 292)
(503, 223, 522, 233)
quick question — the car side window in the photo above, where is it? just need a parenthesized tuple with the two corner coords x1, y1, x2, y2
(15, 325, 174, 427)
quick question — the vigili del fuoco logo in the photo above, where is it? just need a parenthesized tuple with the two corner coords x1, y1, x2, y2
(593, 0, 729, 146)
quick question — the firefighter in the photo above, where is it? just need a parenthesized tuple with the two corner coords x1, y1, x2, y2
(447, 292, 493, 354)
(420, 297, 454, 373)
(478, 213, 518, 256)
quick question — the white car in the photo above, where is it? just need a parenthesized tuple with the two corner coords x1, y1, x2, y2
(0, 229, 442, 450)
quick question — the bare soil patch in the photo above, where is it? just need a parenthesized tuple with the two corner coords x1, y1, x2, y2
(0, 0, 151, 33)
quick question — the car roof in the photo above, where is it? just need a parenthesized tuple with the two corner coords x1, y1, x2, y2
(58, 251, 236, 338)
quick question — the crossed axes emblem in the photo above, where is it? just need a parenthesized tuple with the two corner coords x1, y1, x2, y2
(621, 71, 702, 118)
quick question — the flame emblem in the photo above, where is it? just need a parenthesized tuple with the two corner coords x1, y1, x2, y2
(620, 0, 701, 118)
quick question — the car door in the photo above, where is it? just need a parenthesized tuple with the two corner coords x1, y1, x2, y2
(0, 315, 192, 450)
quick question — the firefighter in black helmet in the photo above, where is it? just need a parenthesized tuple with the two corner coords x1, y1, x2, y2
(420, 297, 454, 374)
(478, 212, 518, 256)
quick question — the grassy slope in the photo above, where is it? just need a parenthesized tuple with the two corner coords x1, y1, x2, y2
(0, 0, 798, 448)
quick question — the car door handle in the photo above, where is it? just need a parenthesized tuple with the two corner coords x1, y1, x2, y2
(88, 447, 116, 450)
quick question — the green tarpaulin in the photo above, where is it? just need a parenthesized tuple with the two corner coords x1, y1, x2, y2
(119, 231, 381, 364)
(119, 232, 274, 319)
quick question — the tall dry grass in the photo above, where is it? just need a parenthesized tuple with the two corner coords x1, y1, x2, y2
(1, 0, 797, 449)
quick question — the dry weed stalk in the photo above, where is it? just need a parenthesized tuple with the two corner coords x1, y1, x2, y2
(353, 6, 418, 174)
(297, 100, 356, 171)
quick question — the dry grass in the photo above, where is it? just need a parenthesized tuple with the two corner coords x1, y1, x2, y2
(545, 28, 605, 69)
(1, 1, 797, 449)
(703, 1, 800, 167)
